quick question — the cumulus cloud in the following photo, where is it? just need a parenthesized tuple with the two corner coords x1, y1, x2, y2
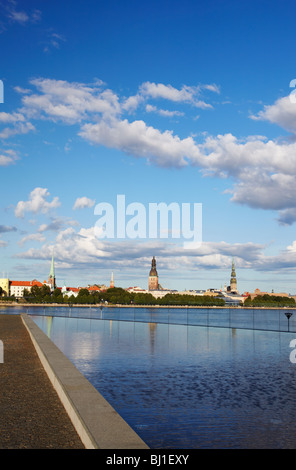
(8, 78, 296, 223)
(145, 104, 184, 117)
(250, 95, 296, 134)
(37, 217, 78, 233)
(15, 222, 296, 276)
(277, 208, 296, 226)
(0, 225, 17, 233)
(139, 81, 217, 108)
(15, 220, 265, 273)
(0, 110, 35, 139)
(79, 118, 196, 168)
(0, 111, 26, 123)
(0, 149, 19, 166)
(0, 121, 35, 139)
(21, 78, 121, 123)
(73, 197, 96, 210)
(14, 187, 61, 218)
(17, 77, 217, 125)
(18, 233, 46, 246)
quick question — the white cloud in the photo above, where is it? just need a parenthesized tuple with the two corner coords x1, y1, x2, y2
(17, 222, 296, 276)
(14, 86, 31, 95)
(19, 78, 217, 125)
(3, 1, 41, 25)
(0, 149, 19, 166)
(8, 9, 29, 24)
(14, 187, 61, 218)
(8, 79, 296, 222)
(145, 104, 184, 117)
(21, 78, 121, 123)
(139, 81, 214, 109)
(250, 95, 296, 133)
(43, 32, 66, 53)
(0, 121, 35, 139)
(38, 217, 78, 233)
(79, 118, 196, 168)
(80, 120, 296, 212)
(0, 111, 26, 123)
(73, 197, 96, 210)
(0, 110, 35, 139)
(121, 94, 144, 113)
(18, 233, 46, 246)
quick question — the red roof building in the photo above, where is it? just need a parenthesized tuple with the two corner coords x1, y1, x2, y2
(9, 279, 44, 297)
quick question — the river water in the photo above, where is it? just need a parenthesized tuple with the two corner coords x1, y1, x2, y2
(2, 305, 296, 448)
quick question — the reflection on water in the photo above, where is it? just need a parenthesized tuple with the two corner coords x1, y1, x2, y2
(2, 303, 296, 332)
(32, 314, 296, 449)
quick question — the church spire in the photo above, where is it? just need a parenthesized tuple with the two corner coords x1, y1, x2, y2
(230, 257, 238, 294)
(110, 272, 114, 288)
(48, 253, 56, 291)
(49, 254, 55, 278)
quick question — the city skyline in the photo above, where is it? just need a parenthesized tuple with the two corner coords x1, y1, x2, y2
(1, 1, 296, 293)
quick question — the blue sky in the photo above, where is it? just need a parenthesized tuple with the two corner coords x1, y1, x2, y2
(1, 0, 296, 293)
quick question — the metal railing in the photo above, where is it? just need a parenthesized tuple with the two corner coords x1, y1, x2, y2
(21, 305, 296, 333)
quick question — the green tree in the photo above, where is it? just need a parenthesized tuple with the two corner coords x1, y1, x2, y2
(52, 288, 64, 303)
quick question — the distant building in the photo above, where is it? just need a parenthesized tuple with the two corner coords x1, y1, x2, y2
(148, 256, 159, 291)
(247, 288, 290, 300)
(110, 272, 114, 288)
(10, 279, 43, 298)
(0, 278, 9, 296)
(227, 257, 239, 294)
(48, 255, 56, 291)
(88, 285, 101, 293)
(126, 286, 148, 294)
(61, 286, 80, 298)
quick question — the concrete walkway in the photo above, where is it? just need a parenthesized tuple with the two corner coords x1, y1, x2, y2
(0, 314, 84, 449)
(0, 313, 149, 450)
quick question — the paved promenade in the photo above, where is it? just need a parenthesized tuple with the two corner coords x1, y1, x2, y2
(0, 314, 84, 449)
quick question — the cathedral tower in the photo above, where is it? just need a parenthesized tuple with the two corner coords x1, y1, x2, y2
(148, 256, 159, 291)
(230, 257, 238, 294)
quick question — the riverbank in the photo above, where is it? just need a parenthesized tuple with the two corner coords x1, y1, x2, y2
(1, 301, 296, 310)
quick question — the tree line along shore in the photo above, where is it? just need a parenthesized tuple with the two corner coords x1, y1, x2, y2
(1, 285, 296, 308)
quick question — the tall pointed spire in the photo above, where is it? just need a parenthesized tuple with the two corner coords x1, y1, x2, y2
(110, 272, 114, 288)
(48, 253, 56, 291)
(49, 254, 55, 278)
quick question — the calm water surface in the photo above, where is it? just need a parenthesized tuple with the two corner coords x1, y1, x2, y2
(27, 311, 296, 449)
